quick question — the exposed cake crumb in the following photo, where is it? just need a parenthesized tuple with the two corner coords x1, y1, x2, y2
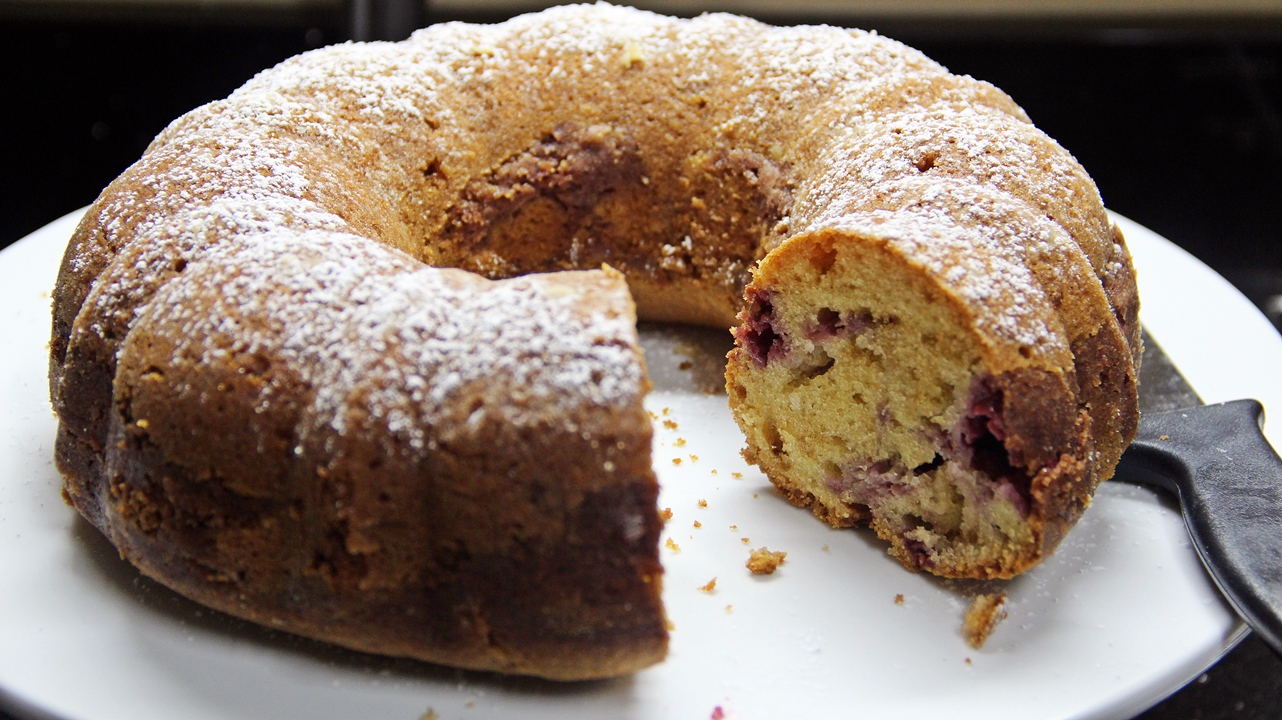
(699, 577, 717, 592)
(747, 547, 786, 574)
(732, 472, 743, 479)
(663, 419, 678, 430)
(672, 458, 683, 465)
(725, 604, 733, 613)
(729, 524, 738, 530)
(693, 520, 702, 528)
(698, 499, 708, 508)
(690, 454, 699, 461)
(665, 537, 681, 553)
(962, 592, 1008, 649)
(660, 507, 673, 521)
(741, 537, 750, 543)
(711, 469, 719, 475)
(894, 594, 905, 605)
(675, 438, 687, 447)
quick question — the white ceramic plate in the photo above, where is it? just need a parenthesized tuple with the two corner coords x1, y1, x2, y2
(3, 210, 1280, 720)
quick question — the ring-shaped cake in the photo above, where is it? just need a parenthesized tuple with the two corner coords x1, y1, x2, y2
(48, 3, 1139, 680)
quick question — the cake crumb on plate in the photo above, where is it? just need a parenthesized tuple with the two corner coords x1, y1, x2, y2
(962, 592, 1008, 648)
(746, 547, 786, 574)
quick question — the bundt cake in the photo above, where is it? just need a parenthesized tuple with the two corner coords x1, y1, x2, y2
(47, 3, 1140, 679)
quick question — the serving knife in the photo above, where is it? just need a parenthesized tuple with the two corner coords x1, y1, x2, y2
(1116, 329, 1282, 655)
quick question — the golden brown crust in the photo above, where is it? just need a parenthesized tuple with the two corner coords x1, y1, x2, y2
(64, 244, 667, 680)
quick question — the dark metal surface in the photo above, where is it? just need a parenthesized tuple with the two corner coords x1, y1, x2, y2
(1137, 329, 1203, 414)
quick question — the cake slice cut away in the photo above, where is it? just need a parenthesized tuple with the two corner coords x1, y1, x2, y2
(725, 207, 1105, 579)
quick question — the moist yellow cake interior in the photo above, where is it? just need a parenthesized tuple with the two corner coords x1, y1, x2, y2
(729, 229, 1038, 575)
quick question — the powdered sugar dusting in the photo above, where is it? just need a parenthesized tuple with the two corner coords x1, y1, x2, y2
(805, 202, 1066, 354)
(134, 228, 644, 453)
(59, 1, 1122, 453)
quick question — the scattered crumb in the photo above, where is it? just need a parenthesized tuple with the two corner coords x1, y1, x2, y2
(1159, 434, 1170, 441)
(894, 594, 905, 605)
(693, 520, 702, 528)
(660, 507, 673, 521)
(675, 438, 687, 447)
(699, 577, 717, 592)
(690, 454, 699, 462)
(711, 706, 726, 720)
(711, 469, 719, 475)
(666, 619, 676, 631)
(965, 657, 973, 665)
(420, 711, 438, 720)
(672, 458, 683, 466)
(752, 493, 759, 499)
(822, 544, 830, 552)
(679, 360, 694, 370)
(665, 537, 681, 553)
(662, 407, 670, 416)
(741, 537, 750, 544)
(663, 419, 678, 430)
(732, 472, 743, 479)
(698, 499, 708, 508)
(747, 547, 787, 574)
(963, 592, 1008, 649)
(729, 524, 738, 530)
(647, 410, 658, 420)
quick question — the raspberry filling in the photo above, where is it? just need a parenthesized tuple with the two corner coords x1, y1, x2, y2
(824, 376, 1034, 528)
(735, 287, 788, 367)
(950, 377, 1031, 515)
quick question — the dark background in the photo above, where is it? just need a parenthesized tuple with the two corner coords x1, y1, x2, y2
(2, 3, 1282, 718)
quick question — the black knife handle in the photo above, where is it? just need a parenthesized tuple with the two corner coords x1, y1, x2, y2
(1118, 399, 1282, 655)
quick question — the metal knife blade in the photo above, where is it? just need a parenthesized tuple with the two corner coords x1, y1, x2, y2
(1136, 328, 1203, 414)
(1117, 329, 1282, 655)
